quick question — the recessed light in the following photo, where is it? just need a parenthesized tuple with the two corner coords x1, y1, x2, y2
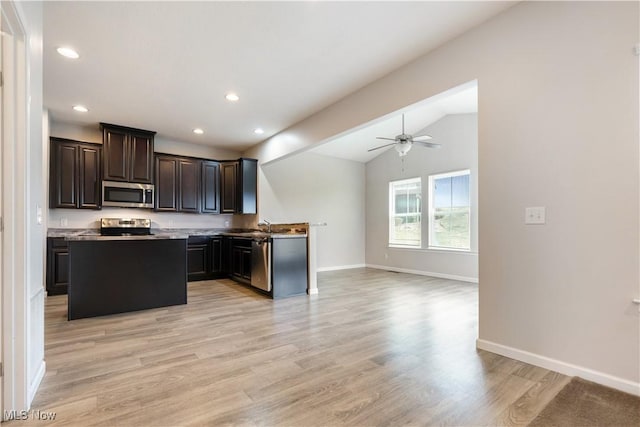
(254, 128, 264, 135)
(225, 93, 239, 102)
(57, 47, 79, 59)
(72, 105, 88, 113)
(193, 128, 204, 135)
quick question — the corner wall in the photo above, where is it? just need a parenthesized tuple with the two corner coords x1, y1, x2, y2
(257, 152, 365, 270)
(366, 114, 478, 282)
(245, 2, 640, 393)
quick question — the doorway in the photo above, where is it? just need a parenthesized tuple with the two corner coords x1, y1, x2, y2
(1, 0, 29, 416)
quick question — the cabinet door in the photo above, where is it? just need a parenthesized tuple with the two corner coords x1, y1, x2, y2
(187, 238, 209, 281)
(238, 159, 258, 214)
(178, 159, 201, 213)
(210, 237, 223, 274)
(46, 238, 69, 295)
(231, 245, 243, 278)
(78, 145, 101, 209)
(241, 248, 252, 281)
(103, 128, 129, 181)
(155, 156, 178, 211)
(50, 142, 78, 208)
(201, 161, 220, 214)
(220, 162, 237, 213)
(129, 133, 154, 183)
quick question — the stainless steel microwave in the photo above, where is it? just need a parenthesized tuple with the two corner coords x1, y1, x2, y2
(102, 181, 154, 209)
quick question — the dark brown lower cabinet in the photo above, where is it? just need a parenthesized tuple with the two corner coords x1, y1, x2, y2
(187, 236, 225, 281)
(46, 237, 69, 295)
(229, 237, 252, 284)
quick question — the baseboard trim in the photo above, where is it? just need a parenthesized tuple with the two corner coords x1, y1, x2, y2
(317, 264, 366, 272)
(366, 264, 478, 283)
(308, 288, 319, 295)
(28, 360, 46, 406)
(476, 339, 640, 396)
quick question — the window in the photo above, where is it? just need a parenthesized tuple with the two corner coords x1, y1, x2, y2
(389, 178, 421, 247)
(429, 170, 470, 250)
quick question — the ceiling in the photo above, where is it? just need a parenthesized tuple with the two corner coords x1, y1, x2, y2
(311, 82, 478, 163)
(44, 1, 512, 152)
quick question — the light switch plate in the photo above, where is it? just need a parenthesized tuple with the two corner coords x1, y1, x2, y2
(525, 207, 546, 225)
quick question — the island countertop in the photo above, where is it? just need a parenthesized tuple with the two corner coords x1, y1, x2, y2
(48, 228, 306, 240)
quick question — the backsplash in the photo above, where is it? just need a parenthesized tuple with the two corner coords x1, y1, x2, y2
(48, 207, 253, 229)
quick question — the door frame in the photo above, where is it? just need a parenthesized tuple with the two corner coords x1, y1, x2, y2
(0, 0, 28, 416)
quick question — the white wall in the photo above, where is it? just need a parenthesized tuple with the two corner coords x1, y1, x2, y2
(257, 152, 365, 269)
(3, 0, 45, 411)
(48, 120, 245, 229)
(245, 2, 640, 394)
(366, 114, 478, 282)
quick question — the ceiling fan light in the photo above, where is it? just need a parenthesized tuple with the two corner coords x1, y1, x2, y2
(395, 143, 412, 156)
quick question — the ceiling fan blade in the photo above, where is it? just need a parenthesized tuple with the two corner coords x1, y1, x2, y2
(376, 137, 397, 141)
(412, 134, 433, 141)
(368, 142, 397, 152)
(415, 141, 442, 149)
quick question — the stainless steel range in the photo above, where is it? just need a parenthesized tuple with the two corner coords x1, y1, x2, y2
(100, 218, 152, 236)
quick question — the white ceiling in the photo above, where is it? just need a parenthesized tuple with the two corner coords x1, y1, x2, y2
(311, 82, 478, 163)
(43, 1, 512, 152)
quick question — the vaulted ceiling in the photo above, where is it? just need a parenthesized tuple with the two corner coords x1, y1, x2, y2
(44, 1, 512, 152)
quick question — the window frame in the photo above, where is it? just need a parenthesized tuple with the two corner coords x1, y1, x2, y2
(388, 177, 422, 248)
(427, 169, 471, 251)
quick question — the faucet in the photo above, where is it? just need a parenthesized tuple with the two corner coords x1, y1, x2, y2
(257, 219, 271, 233)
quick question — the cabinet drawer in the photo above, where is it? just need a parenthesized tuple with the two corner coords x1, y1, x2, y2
(50, 237, 69, 248)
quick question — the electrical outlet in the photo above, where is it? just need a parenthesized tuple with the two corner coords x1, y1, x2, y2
(36, 205, 42, 225)
(60, 217, 68, 227)
(525, 207, 545, 225)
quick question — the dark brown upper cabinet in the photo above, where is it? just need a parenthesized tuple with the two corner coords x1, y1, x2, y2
(178, 158, 201, 213)
(50, 137, 102, 210)
(221, 159, 257, 214)
(155, 155, 178, 211)
(101, 123, 155, 183)
(220, 161, 237, 214)
(201, 160, 220, 214)
(155, 154, 202, 213)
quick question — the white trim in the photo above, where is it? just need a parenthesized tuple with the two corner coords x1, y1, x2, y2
(476, 339, 640, 396)
(388, 246, 478, 256)
(308, 288, 319, 295)
(27, 361, 44, 404)
(317, 264, 366, 272)
(366, 264, 478, 283)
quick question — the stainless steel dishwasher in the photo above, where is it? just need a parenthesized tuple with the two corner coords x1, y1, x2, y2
(251, 237, 271, 292)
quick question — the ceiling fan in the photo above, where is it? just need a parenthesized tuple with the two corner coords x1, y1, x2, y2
(368, 114, 441, 156)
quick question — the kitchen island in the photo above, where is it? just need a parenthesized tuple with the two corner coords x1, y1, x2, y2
(66, 233, 188, 320)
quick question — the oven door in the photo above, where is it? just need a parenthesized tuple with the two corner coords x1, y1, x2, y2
(102, 181, 154, 208)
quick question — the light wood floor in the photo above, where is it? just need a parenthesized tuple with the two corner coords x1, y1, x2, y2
(25, 268, 570, 426)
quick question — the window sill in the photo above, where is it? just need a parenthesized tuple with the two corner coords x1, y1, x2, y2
(388, 245, 478, 255)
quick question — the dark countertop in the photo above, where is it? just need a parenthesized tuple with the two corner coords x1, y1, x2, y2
(66, 233, 188, 241)
(48, 228, 306, 240)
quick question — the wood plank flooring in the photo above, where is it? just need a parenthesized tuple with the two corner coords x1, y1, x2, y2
(22, 268, 570, 426)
